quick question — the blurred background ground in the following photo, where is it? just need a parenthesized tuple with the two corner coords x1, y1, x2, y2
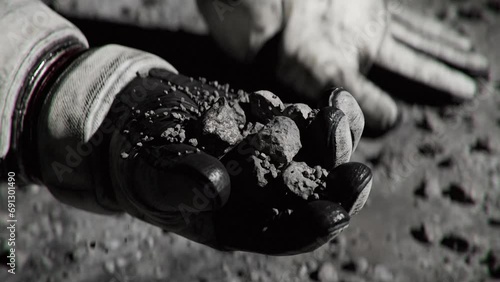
(1, 0, 500, 281)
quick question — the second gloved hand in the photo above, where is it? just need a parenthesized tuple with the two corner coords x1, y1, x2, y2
(197, 0, 489, 132)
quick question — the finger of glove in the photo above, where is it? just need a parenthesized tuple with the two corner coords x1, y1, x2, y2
(376, 38, 478, 100)
(216, 200, 350, 255)
(342, 73, 399, 132)
(323, 162, 373, 216)
(321, 88, 365, 151)
(390, 8, 473, 51)
(300, 107, 353, 170)
(113, 143, 231, 214)
(391, 21, 489, 76)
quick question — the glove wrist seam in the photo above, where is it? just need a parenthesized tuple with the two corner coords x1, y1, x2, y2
(3, 38, 87, 183)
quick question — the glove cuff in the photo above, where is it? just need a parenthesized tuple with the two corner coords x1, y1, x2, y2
(37, 44, 177, 213)
(0, 0, 89, 180)
(0, 0, 88, 159)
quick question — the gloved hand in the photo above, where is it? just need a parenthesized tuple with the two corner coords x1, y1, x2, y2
(1, 0, 373, 255)
(105, 68, 372, 255)
(27, 41, 372, 255)
(197, 0, 489, 132)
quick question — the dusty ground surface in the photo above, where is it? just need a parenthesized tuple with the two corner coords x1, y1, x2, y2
(1, 0, 500, 281)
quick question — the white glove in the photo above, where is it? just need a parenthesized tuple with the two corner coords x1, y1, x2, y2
(197, 0, 489, 132)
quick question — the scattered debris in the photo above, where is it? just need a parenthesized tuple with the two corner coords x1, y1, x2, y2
(161, 125, 186, 143)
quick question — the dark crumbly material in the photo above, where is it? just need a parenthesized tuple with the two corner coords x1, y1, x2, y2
(116, 68, 328, 202)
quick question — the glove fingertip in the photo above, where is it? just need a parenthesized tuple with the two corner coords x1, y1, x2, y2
(325, 162, 373, 215)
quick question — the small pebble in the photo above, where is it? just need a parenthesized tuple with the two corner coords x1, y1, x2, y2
(116, 257, 127, 268)
(317, 262, 339, 282)
(373, 265, 394, 282)
(410, 223, 441, 244)
(298, 264, 308, 277)
(342, 257, 369, 274)
(104, 261, 115, 273)
(413, 177, 441, 199)
(249, 90, 285, 123)
(315, 166, 323, 179)
(107, 239, 121, 251)
(188, 138, 198, 147)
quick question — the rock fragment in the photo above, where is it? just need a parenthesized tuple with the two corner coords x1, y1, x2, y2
(410, 223, 441, 244)
(373, 265, 394, 282)
(249, 90, 285, 123)
(253, 116, 301, 165)
(245, 122, 265, 136)
(317, 262, 339, 282)
(250, 155, 279, 188)
(414, 177, 441, 199)
(282, 162, 319, 200)
(201, 98, 245, 155)
(161, 124, 186, 143)
(283, 103, 313, 129)
(104, 260, 116, 273)
(342, 257, 369, 274)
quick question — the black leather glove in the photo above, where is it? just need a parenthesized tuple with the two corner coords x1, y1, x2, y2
(106, 69, 373, 255)
(0, 0, 372, 256)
